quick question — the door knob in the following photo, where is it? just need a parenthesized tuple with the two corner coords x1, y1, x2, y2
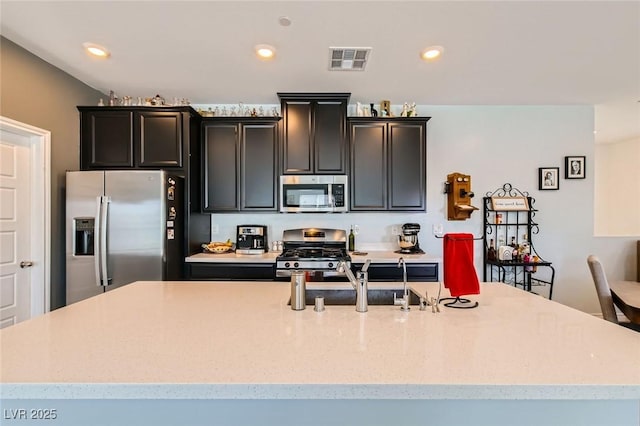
(20, 261, 34, 268)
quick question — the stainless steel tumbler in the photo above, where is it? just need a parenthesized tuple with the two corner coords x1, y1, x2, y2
(290, 271, 306, 310)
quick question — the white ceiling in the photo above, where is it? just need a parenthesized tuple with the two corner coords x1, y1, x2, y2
(1, 1, 639, 143)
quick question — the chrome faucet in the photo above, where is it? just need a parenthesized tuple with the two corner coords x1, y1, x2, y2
(337, 259, 371, 313)
(394, 257, 410, 311)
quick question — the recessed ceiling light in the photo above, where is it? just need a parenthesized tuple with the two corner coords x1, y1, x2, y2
(255, 44, 276, 60)
(420, 45, 444, 61)
(83, 42, 110, 58)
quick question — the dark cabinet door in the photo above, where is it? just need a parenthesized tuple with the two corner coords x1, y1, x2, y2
(202, 118, 280, 213)
(350, 263, 438, 282)
(279, 93, 350, 175)
(314, 100, 347, 174)
(136, 111, 183, 168)
(80, 108, 185, 170)
(281, 100, 312, 174)
(80, 110, 134, 169)
(388, 122, 426, 210)
(188, 263, 275, 280)
(349, 118, 428, 212)
(350, 122, 387, 210)
(241, 122, 278, 210)
(202, 124, 239, 211)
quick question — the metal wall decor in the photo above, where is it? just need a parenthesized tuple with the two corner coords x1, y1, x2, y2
(483, 183, 555, 299)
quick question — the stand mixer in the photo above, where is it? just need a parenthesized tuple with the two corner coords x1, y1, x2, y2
(395, 223, 425, 254)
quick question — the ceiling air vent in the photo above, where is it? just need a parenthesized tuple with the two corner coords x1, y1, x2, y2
(329, 47, 371, 71)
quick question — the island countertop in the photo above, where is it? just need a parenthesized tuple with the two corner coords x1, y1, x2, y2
(1, 281, 638, 401)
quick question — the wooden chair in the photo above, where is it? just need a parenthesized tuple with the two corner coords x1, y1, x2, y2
(587, 255, 640, 331)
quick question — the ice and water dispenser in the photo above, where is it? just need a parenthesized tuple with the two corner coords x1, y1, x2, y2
(74, 218, 95, 256)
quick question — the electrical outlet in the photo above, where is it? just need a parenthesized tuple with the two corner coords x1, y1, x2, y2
(433, 223, 444, 236)
(354, 225, 360, 235)
(391, 225, 399, 235)
(211, 224, 219, 235)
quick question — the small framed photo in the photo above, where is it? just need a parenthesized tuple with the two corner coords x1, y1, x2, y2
(565, 156, 586, 179)
(539, 167, 560, 190)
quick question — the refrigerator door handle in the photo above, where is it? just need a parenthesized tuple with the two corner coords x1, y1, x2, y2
(99, 195, 110, 287)
(94, 196, 102, 287)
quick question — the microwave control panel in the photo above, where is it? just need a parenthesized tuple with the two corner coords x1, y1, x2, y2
(332, 184, 345, 207)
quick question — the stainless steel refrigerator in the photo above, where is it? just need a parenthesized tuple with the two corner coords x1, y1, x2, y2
(65, 170, 184, 305)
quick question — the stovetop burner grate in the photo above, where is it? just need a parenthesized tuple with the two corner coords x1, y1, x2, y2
(279, 247, 349, 260)
(276, 228, 351, 276)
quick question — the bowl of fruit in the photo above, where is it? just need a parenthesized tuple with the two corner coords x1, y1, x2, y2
(202, 239, 234, 254)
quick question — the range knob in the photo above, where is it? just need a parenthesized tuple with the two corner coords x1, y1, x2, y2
(284, 262, 290, 268)
(328, 262, 334, 268)
(293, 262, 299, 268)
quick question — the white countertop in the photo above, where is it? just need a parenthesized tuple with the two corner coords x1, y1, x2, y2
(349, 250, 441, 263)
(1, 281, 639, 401)
(186, 250, 441, 264)
(186, 252, 280, 263)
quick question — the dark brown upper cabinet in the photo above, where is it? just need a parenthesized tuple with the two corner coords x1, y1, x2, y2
(201, 117, 280, 212)
(78, 106, 207, 256)
(78, 106, 197, 170)
(137, 111, 183, 168)
(278, 93, 350, 175)
(349, 117, 429, 211)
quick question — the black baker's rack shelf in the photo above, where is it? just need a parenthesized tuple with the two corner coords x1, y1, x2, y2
(482, 183, 555, 299)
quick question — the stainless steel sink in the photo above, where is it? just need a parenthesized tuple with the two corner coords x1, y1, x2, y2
(288, 287, 422, 306)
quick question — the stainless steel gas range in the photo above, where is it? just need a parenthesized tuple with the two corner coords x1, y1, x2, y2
(275, 228, 351, 278)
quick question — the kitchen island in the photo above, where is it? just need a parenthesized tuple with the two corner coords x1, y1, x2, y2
(1, 281, 639, 426)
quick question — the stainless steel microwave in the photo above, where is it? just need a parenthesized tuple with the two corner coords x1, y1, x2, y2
(279, 175, 348, 213)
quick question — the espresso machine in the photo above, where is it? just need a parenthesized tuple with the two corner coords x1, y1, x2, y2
(395, 223, 425, 254)
(236, 225, 268, 254)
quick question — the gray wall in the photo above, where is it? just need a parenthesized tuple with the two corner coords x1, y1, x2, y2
(0, 36, 105, 309)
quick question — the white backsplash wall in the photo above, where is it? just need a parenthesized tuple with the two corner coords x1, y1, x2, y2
(205, 104, 637, 315)
(212, 212, 441, 252)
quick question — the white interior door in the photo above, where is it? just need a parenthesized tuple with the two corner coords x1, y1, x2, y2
(0, 136, 32, 327)
(0, 116, 50, 329)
